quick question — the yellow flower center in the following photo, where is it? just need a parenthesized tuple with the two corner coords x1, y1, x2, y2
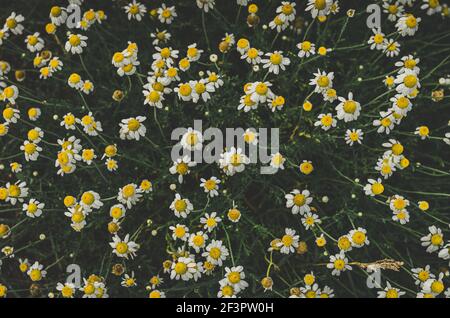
(174, 199, 187, 212)
(116, 242, 128, 254)
(174, 262, 187, 274)
(228, 272, 241, 284)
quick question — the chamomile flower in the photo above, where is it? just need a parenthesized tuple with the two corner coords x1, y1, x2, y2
(191, 79, 215, 103)
(227, 207, 242, 223)
(157, 3, 177, 24)
(81, 80, 94, 95)
(170, 257, 197, 281)
(106, 158, 118, 172)
(396, 14, 421, 36)
(327, 251, 351, 276)
(395, 55, 420, 74)
(301, 212, 321, 230)
(150, 29, 171, 46)
(390, 194, 410, 212)
(219, 147, 250, 176)
(297, 41, 315, 58)
(149, 290, 166, 298)
(57, 282, 76, 298)
(169, 156, 197, 183)
(345, 129, 363, 146)
(1, 86, 19, 104)
(422, 273, 446, 296)
(200, 177, 220, 197)
(238, 94, 258, 112)
(109, 204, 126, 220)
(270, 152, 286, 170)
(27, 261, 47, 282)
(377, 281, 406, 298)
(119, 116, 147, 141)
(363, 178, 385, 196)
(390, 94, 412, 115)
(306, 0, 332, 19)
(202, 240, 229, 266)
(180, 128, 203, 151)
(412, 265, 434, 286)
(117, 183, 142, 209)
(349, 227, 369, 248)
(65, 33, 88, 54)
(124, 1, 147, 21)
(49, 6, 67, 26)
(61, 113, 76, 130)
(110, 234, 139, 259)
(314, 113, 337, 131)
(4, 12, 25, 35)
(269, 14, 289, 32)
(170, 193, 193, 218)
(373, 111, 395, 134)
(241, 47, 263, 65)
(188, 231, 208, 253)
(174, 82, 195, 101)
(25, 32, 44, 52)
(277, 1, 296, 22)
(206, 71, 224, 88)
(186, 43, 203, 62)
(20, 140, 42, 161)
(438, 244, 450, 263)
(27, 127, 44, 143)
(383, 2, 404, 21)
(80, 190, 103, 212)
(309, 69, 334, 93)
(200, 212, 222, 232)
(368, 28, 386, 50)
(23, 199, 44, 218)
(170, 224, 189, 241)
(421, 0, 442, 15)
(383, 39, 401, 57)
(415, 125, 429, 140)
(220, 266, 249, 293)
(421, 226, 444, 253)
(392, 209, 410, 224)
(248, 81, 274, 103)
(27, 107, 41, 121)
(236, 38, 250, 54)
(261, 51, 290, 74)
(10, 162, 22, 173)
(285, 189, 313, 215)
(395, 69, 420, 95)
(121, 272, 137, 288)
(336, 92, 361, 122)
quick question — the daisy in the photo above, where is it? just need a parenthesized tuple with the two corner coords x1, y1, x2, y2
(157, 3, 177, 24)
(422, 273, 446, 296)
(438, 244, 450, 262)
(297, 41, 315, 58)
(363, 178, 384, 196)
(124, 1, 147, 21)
(327, 251, 351, 276)
(170, 224, 189, 241)
(248, 81, 274, 103)
(153, 46, 179, 66)
(169, 156, 197, 183)
(25, 32, 44, 52)
(0, 28, 10, 46)
(180, 128, 203, 151)
(390, 194, 410, 212)
(218, 283, 237, 298)
(1, 86, 19, 104)
(238, 94, 258, 112)
(390, 94, 412, 115)
(200, 177, 220, 197)
(396, 14, 421, 36)
(174, 82, 195, 101)
(170, 193, 193, 218)
(236, 38, 250, 54)
(68, 73, 83, 89)
(57, 282, 76, 298)
(377, 281, 406, 298)
(27, 107, 41, 121)
(206, 71, 224, 88)
(227, 207, 242, 223)
(285, 189, 313, 215)
(421, 226, 444, 253)
(336, 92, 361, 122)
(306, 0, 332, 19)
(269, 14, 289, 33)
(23, 199, 45, 218)
(220, 266, 249, 293)
(314, 113, 337, 131)
(106, 158, 118, 172)
(109, 204, 126, 220)
(200, 212, 222, 232)
(345, 129, 363, 146)
(27, 261, 47, 282)
(375, 157, 396, 179)
(27, 127, 44, 143)
(368, 28, 386, 50)
(395, 69, 420, 95)
(261, 51, 290, 74)
(170, 257, 198, 281)
(81, 80, 94, 95)
(119, 116, 147, 141)
(65, 33, 88, 54)
(110, 234, 139, 259)
(117, 60, 140, 77)
(117, 183, 143, 209)
(10, 162, 22, 173)
(309, 69, 334, 93)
